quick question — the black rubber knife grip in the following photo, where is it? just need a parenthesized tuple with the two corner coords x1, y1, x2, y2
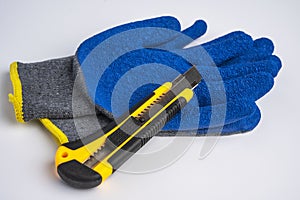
(57, 160, 102, 189)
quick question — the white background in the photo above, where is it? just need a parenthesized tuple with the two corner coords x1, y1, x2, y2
(1, 0, 299, 199)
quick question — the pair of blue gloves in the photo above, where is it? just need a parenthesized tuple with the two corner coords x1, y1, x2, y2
(9, 16, 281, 144)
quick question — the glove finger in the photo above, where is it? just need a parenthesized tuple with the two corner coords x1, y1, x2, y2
(194, 72, 274, 107)
(173, 31, 253, 66)
(159, 102, 261, 135)
(157, 20, 207, 49)
(198, 55, 282, 82)
(162, 100, 257, 130)
(221, 38, 275, 65)
(213, 104, 261, 135)
(77, 16, 181, 63)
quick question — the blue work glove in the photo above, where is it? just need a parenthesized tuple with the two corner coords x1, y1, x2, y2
(8, 16, 281, 145)
(77, 17, 281, 135)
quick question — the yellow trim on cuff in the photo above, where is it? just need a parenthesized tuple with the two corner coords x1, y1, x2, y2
(8, 62, 25, 123)
(40, 118, 69, 145)
(8, 62, 69, 145)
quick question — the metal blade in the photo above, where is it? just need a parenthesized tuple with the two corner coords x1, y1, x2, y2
(171, 65, 202, 95)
